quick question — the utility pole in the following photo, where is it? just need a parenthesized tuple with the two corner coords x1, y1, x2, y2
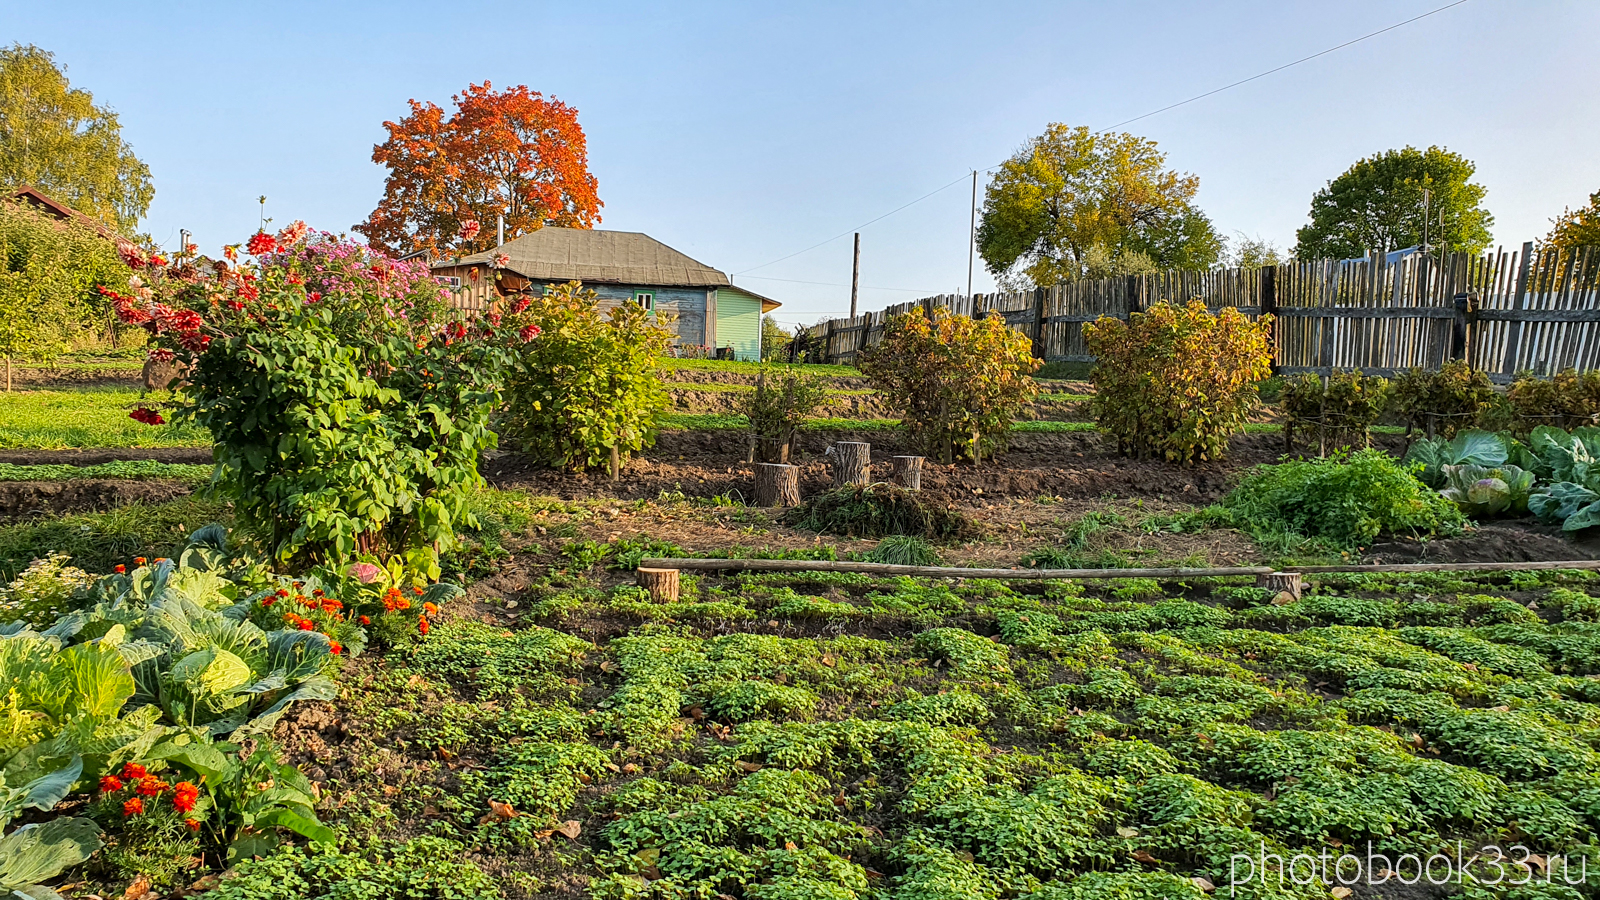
(498, 214, 505, 247)
(850, 232, 860, 318)
(967, 170, 977, 298)
(1422, 188, 1431, 255)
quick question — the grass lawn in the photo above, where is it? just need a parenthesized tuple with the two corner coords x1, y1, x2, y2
(0, 388, 210, 449)
(0, 460, 212, 482)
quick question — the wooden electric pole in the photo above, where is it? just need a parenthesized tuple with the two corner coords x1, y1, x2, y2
(967, 170, 977, 298)
(850, 232, 860, 318)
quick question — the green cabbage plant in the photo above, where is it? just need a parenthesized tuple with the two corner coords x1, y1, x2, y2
(1438, 464, 1535, 517)
(1403, 429, 1518, 488)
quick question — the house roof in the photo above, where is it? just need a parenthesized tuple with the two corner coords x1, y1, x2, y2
(720, 282, 783, 313)
(446, 227, 732, 289)
(8, 185, 126, 244)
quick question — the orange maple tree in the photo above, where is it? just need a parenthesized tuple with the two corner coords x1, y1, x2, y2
(355, 81, 602, 257)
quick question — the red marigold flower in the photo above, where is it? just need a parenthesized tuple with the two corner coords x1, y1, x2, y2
(297, 619, 314, 631)
(114, 565, 126, 574)
(329, 641, 343, 655)
(358, 615, 370, 625)
(99, 775, 124, 793)
(246, 231, 278, 256)
(121, 762, 147, 779)
(185, 817, 202, 831)
(172, 782, 199, 813)
(136, 776, 168, 797)
(134, 558, 147, 566)
(122, 797, 144, 816)
(261, 596, 276, 607)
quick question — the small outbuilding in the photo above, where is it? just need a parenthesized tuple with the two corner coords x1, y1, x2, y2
(433, 227, 781, 361)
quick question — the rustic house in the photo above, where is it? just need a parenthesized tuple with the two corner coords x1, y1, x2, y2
(432, 227, 781, 361)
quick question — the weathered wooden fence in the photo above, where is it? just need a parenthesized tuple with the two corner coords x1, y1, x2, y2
(795, 243, 1600, 382)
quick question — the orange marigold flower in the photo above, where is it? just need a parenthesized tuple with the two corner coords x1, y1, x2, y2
(99, 775, 123, 793)
(114, 564, 126, 574)
(329, 641, 343, 655)
(122, 797, 144, 816)
(413, 587, 424, 595)
(172, 782, 199, 813)
(185, 817, 202, 831)
(418, 618, 430, 636)
(297, 619, 314, 631)
(134, 557, 147, 565)
(136, 775, 169, 796)
(359, 615, 371, 625)
(120, 762, 147, 780)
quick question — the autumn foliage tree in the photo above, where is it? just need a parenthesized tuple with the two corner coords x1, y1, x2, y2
(355, 82, 601, 258)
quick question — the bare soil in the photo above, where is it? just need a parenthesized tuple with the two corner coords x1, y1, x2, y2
(1364, 520, 1600, 564)
(3, 366, 141, 388)
(0, 478, 194, 519)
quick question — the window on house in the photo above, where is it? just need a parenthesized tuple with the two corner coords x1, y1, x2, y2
(634, 291, 655, 312)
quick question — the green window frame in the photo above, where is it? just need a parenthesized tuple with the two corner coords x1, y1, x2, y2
(634, 291, 655, 312)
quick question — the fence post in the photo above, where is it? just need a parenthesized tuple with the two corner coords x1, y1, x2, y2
(1032, 287, 1047, 360)
(1501, 241, 1535, 376)
(1126, 275, 1142, 315)
(1260, 266, 1279, 376)
(1451, 291, 1476, 363)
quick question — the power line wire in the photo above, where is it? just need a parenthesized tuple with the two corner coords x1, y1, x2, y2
(737, 274, 943, 293)
(731, 0, 1470, 279)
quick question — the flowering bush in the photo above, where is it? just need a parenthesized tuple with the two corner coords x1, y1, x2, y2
(242, 560, 460, 654)
(108, 223, 532, 575)
(0, 552, 95, 626)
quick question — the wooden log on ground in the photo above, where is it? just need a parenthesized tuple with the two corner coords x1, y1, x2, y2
(636, 567, 680, 602)
(832, 442, 871, 487)
(638, 557, 1273, 580)
(1284, 559, 1600, 574)
(754, 463, 801, 507)
(1256, 571, 1303, 601)
(890, 455, 923, 491)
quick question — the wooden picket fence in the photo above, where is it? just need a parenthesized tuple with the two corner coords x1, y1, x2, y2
(794, 243, 1600, 382)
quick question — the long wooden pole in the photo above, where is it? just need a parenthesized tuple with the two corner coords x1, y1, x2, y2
(639, 558, 1273, 580)
(850, 233, 860, 319)
(636, 557, 1600, 581)
(967, 170, 977, 299)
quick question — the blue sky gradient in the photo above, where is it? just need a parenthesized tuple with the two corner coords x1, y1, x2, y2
(6, 1, 1598, 328)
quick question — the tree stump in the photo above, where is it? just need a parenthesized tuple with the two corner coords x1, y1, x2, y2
(755, 463, 801, 507)
(890, 455, 924, 491)
(831, 442, 871, 487)
(637, 567, 680, 603)
(1256, 571, 1302, 604)
(142, 358, 182, 391)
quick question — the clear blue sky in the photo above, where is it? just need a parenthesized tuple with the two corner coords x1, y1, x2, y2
(6, 1, 1598, 329)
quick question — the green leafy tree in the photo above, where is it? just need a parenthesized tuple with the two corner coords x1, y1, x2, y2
(744, 363, 828, 462)
(1228, 233, 1285, 268)
(0, 44, 153, 233)
(500, 281, 675, 470)
(1294, 146, 1492, 259)
(0, 198, 131, 388)
(1543, 189, 1600, 251)
(859, 306, 1039, 463)
(760, 314, 792, 361)
(976, 124, 1223, 288)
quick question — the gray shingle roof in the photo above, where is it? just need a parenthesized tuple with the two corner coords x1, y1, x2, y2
(446, 227, 731, 288)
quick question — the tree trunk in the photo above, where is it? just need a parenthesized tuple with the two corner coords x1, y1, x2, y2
(610, 445, 621, 481)
(1256, 571, 1303, 604)
(832, 442, 871, 487)
(4, 357, 9, 392)
(755, 463, 801, 506)
(636, 567, 680, 603)
(890, 455, 923, 491)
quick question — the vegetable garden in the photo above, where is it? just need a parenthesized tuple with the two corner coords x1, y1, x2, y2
(7, 226, 1600, 899)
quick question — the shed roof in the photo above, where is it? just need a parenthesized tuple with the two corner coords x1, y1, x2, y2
(446, 227, 731, 288)
(8, 184, 126, 244)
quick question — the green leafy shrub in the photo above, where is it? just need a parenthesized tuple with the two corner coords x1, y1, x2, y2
(501, 281, 675, 471)
(1223, 449, 1465, 550)
(1280, 369, 1390, 451)
(1085, 300, 1273, 463)
(1494, 369, 1600, 437)
(745, 363, 829, 463)
(858, 305, 1039, 463)
(1390, 361, 1497, 438)
(785, 484, 972, 540)
(123, 226, 515, 575)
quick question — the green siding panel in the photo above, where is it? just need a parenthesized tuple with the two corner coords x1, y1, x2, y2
(715, 288, 764, 361)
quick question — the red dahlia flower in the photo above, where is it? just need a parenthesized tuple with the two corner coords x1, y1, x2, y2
(246, 231, 278, 256)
